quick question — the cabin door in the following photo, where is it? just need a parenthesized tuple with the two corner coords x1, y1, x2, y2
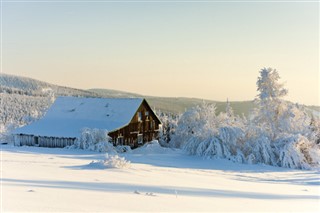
(137, 134, 143, 145)
(117, 136, 124, 146)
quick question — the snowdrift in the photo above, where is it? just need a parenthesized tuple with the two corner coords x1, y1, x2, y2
(133, 140, 176, 155)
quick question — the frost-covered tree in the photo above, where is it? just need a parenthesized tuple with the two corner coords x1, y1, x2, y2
(243, 67, 320, 168)
(157, 111, 179, 147)
(255, 67, 288, 140)
(257, 68, 288, 100)
(172, 102, 218, 148)
(225, 99, 234, 121)
(173, 101, 246, 161)
(73, 128, 115, 153)
(0, 93, 54, 134)
(310, 116, 320, 145)
(253, 68, 312, 139)
(218, 99, 245, 129)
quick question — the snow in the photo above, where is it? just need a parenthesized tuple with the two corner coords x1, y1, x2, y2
(88, 154, 131, 169)
(132, 140, 176, 155)
(13, 96, 143, 137)
(1, 144, 319, 212)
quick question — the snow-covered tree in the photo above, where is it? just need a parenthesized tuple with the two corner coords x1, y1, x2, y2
(218, 99, 245, 129)
(310, 116, 320, 145)
(157, 111, 179, 147)
(225, 99, 234, 122)
(73, 128, 115, 153)
(173, 101, 246, 162)
(172, 102, 218, 148)
(252, 68, 312, 139)
(244, 67, 320, 168)
(254, 67, 288, 140)
(0, 93, 54, 134)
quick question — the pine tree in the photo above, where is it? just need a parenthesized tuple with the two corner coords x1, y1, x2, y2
(255, 67, 288, 140)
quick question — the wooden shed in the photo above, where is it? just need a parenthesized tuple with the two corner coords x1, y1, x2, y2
(13, 97, 161, 148)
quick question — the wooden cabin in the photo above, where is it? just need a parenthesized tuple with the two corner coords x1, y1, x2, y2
(109, 99, 161, 148)
(13, 97, 161, 148)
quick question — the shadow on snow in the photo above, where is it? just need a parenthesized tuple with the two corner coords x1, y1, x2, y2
(3, 178, 319, 200)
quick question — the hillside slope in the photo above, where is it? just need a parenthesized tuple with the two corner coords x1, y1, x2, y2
(0, 73, 98, 97)
(0, 73, 99, 134)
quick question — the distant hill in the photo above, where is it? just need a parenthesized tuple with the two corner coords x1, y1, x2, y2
(0, 73, 98, 97)
(90, 88, 142, 98)
(89, 88, 254, 115)
(139, 97, 254, 116)
(308, 105, 320, 112)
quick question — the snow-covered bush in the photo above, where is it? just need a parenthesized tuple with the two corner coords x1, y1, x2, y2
(175, 101, 247, 162)
(310, 116, 320, 145)
(103, 154, 131, 168)
(196, 137, 223, 159)
(172, 102, 218, 148)
(183, 127, 245, 162)
(88, 154, 131, 169)
(219, 126, 245, 156)
(274, 135, 320, 169)
(73, 128, 116, 153)
(171, 108, 201, 148)
(183, 136, 205, 156)
(244, 135, 276, 165)
(217, 100, 246, 129)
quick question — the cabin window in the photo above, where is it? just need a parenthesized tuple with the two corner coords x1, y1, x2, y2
(145, 111, 149, 120)
(150, 121, 153, 129)
(137, 134, 143, 145)
(138, 112, 142, 121)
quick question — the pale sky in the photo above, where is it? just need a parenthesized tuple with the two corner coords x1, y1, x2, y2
(2, 1, 319, 105)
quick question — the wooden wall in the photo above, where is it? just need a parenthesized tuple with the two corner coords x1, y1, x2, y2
(14, 134, 76, 148)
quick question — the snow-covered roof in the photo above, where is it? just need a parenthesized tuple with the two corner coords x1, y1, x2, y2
(13, 96, 144, 138)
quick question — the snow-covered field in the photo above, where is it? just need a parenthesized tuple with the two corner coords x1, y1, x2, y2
(1, 143, 319, 212)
